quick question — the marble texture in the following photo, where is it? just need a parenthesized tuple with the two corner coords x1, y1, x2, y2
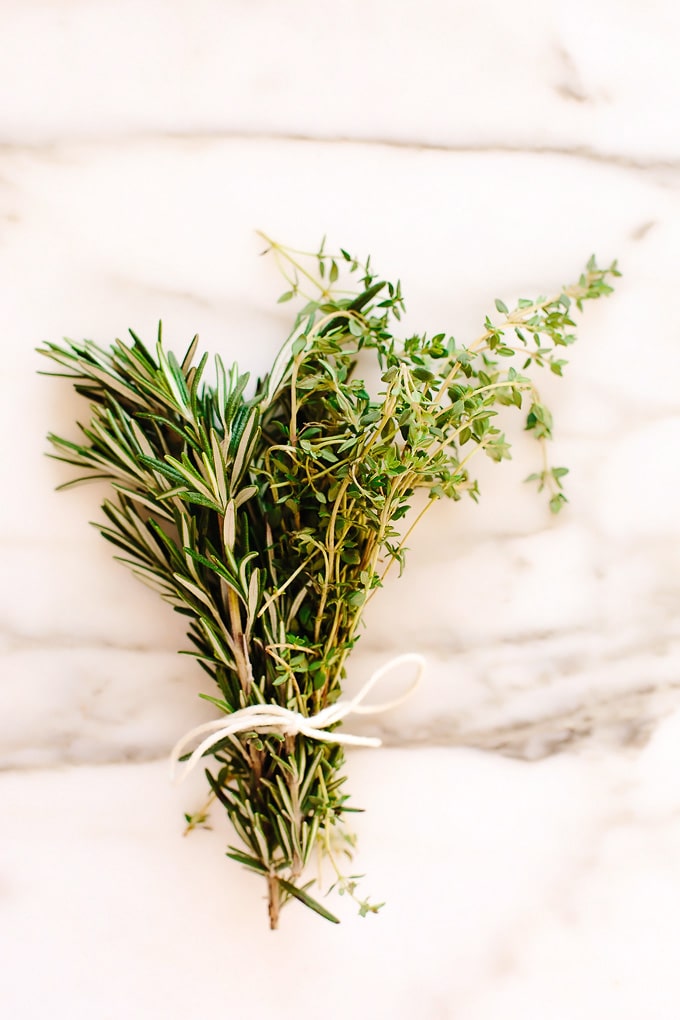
(2, 0, 680, 162)
(2, 1, 680, 1016)
(2, 139, 677, 765)
(6, 730, 680, 1020)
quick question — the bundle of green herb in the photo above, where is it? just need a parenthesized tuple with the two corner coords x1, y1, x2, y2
(39, 237, 618, 927)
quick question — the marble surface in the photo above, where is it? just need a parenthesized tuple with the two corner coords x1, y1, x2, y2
(2, 1, 680, 1016)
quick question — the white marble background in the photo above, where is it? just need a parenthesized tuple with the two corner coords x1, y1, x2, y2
(2, 2, 680, 1017)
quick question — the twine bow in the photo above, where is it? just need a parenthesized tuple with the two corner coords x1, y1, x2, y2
(170, 652, 425, 783)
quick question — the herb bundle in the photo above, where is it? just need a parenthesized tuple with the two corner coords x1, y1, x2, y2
(40, 237, 618, 927)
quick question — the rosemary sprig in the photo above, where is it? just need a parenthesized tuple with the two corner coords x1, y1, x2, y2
(39, 239, 618, 928)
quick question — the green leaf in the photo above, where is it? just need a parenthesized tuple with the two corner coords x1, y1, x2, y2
(278, 878, 340, 923)
(226, 849, 270, 875)
(549, 493, 568, 514)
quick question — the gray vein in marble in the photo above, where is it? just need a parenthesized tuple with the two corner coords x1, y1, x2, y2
(2, 133, 680, 177)
(0, 626, 173, 655)
(0, 746, 172, 773)
(112, 275, 217, 310)
(378, 681, 680, 758)
(553, 44, 591, 105)
(630, 219, 657, 241)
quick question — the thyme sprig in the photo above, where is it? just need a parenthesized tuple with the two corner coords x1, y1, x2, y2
(39, 239, 618, 927)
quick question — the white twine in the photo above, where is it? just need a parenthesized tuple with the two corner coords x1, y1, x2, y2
(170, 652, 425, 783)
